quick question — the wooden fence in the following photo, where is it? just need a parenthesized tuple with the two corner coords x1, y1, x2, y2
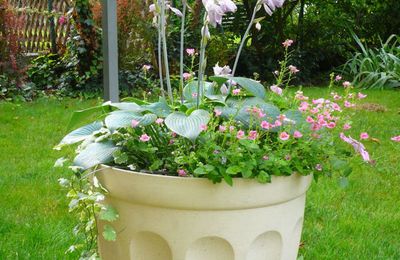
(4, 0, 71, 54)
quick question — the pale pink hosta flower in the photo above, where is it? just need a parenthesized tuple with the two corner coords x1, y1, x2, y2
(282, 39, 294, 47)
(201, 25, 211, 39)
(293, 130, 303, 138)
(232, 88, 241, 95)
(343, 81, 351, 88)
(315, 164, 323, 171)
(149, 4, 156, 12)
(142, 64, 151, 72)
(213, 63, 232, 76)
(255, 22, 261, 31)
(155, 118, 164, 125)
(166, 4, 183, 17)
(177, 169, 187, 177)
(288, 65, 300, 74)
(186, 48, 196, 56)
(214, 109, 222, 116)
(262, 0, 285, 16)
(218, 0, 237, 13)
(360, 132, 369, 140)
(203, 0, 236, 27)
(326, 122, 336, 129)
(261, 120, 271, 129)
(340, 133, 371, 162)
(306, 116, 314, 123)
(200, 124, 208, 131)
(236, 130, 245, 139)
(358, 92, 367, 99)
(335, 75, 342, 81)
(344, 100, 354, 108)
(391, 136, 400, 142)
(248, 130, 258, 140)
(219, 125, 227, 132)
(183, 72, 193, 81)
(343, 123, 352, 130)
(270, 85, 283, 95)
(131, 119, 140, 128)
(279, 131, 290, 141)
(139, 134, 151, 142)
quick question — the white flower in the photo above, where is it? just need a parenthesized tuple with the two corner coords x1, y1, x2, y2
(255, 22, 261, 31)
(261, 0, 285, 16)
(213, 63, 232, 76)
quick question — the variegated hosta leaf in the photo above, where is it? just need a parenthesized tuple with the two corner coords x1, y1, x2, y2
(73, 141, 119, 170)
(283, 110, 304, 125)
(165, 109, 210, 141)
(142, 97, 171, 117)
(105, 111, 157, 131)
(104, 101, 144, 112)
(183, 81, 214, 101)
(59, 121, 103, 145)
(209, 76, 267, 99)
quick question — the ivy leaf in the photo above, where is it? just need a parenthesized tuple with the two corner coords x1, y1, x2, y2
(102, 224, 117, 241)
(99, 205, 119, 222)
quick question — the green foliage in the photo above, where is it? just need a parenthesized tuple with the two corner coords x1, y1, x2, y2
(343, 34, 400, 89)
(0, 74, 37, 101)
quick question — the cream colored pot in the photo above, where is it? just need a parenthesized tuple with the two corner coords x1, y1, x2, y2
(96, 166, 312, 260)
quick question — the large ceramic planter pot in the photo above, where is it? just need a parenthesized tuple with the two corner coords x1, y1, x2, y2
(96, 166, 312, 260)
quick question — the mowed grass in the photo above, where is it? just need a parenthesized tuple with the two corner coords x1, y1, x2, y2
(0, 89, 399, 259)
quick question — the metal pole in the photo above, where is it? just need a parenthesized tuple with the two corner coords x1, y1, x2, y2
(102, 0, 119, 102)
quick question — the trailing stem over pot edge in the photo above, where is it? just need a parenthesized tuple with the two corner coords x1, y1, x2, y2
(54, 0, 375, 258)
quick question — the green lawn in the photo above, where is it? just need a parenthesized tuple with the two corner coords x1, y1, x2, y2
(0, 89, 399, 259)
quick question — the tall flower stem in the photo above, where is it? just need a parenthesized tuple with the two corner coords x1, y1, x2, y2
(197, 15, 208, 108)
(160, 0, 174, 103)
(179, 0, 187, 104)
(157, 3, 165, 99)
(232, 1, 260, 76)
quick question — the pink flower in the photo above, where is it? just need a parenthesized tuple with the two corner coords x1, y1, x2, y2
(139, 134, 151, 142)
(229, 126, 235, 132)
(142, 64, 152, 71)
(343, 123, 352, 130)
(213, 150, 220, 154)
(306, 116, 314, 123)
(277, 114, 287, 121)
(183, 72, 193, 81)
(327, 122, 336, 129)
(232, 88, 241, 95)
(335, 75, 342, 81)
(358, 92, 367, 99)
(58, 15, 67, 25)
(279, 132, 290, 141)
(333, 94, 342, 100)
(131, 119, 140, 128)
(186, 48, 196, 56)
(285, 154, 291, 161)
(236, 130, 245, 139)
(282, 39, 294, 47)
(261, 121, 271, 129)
(192, 92, 198, 98)
(214, 109, 222, 116)
(262, 155, 269, 160)
(219, 125, 226, 132)
(293, 130, 303, 138)
(331, 103, 342, 111)
(177, 169, 187, 176)
(169, 139, 175, 144)
(343, 81, 351, 88)
(200, 124, 208, 131)
(155, 118, 164, 125)
(344, 101, 354, 108)
(311, 123, 321, 131)
(248, 130, 258, 140)
(273, 120, 282, 127)
(315, 164, 323, 171)
(391, 136, 400, 142)
(288, 65, 300, 74)
(270, 85, 283, 95)
(310, 108, 319, 114)
(360, 132, 369, 140)
(171, 132, 177, 137)
(340, 133, 370, 162)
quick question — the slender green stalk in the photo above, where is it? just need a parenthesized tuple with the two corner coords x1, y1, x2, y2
(160, 0, 174, 103)
(157, 3, 166, 99)
(232, 1, 260, 76)
(179, 0, 187, 104)
(197, 15, 208, 108)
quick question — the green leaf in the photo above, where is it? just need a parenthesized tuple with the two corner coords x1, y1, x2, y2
(210, 76, 266, 98)
(59, 121, 102, 146)
(222, 174, 233, 186)
(226, 165, 241, 175)
(106, 101, 143, 112)
(142, 97, 172, 117)
(338, 176, 349, 188)
(99, 205, 119, 222)
(102, 224, 117, 241)
(73, 141, 119, 170)
(257, 171, 271, 183)
(165, 109, 210, 141)
(67, 105, 106, 131)
(105, 111, 157, 131)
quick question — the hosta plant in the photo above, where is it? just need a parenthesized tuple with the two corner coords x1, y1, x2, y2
(55, 0, 372, 258)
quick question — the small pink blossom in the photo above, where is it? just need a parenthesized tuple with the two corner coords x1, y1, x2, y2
(310, 108, 319, 114)
(139, 134, 151, 142)
(229, 126, 235, 132)
(142, 64, 152, 71)
(58, 15, 67, 25)
(279, 132, 290, 141)
(306, 116, 314, 123)
(171, 132, 177, 137)
(183, 72, 193, 81)
(288, 65, 300, 74)
(331, 103, 342, 111)
(293, 130, 303, 138)
(358, 92, 367, 99)
(313, 98, 325, 105)
(333, 94, 342, 100)
(214, 109, 222, 116)
(343, 81, 351, 88)
(327, 122, 336, 129)
(311, 123, 321, 131)
(270, 85, 283, 95)
(232, 88, 241, 95)
(169, 139, 175, 144)
(236, 130, 245, 139)
(219, 125, 226, 132)
(155, 118, 164, 125)
(343, 124, 352, 130)
(282, 39, 294, 47)
(391, 136, 400, 142)
(192, 92, 198, 98)
(299, 101, 309, 112)
(177, 169, 187, 176)
(335, 75, 342, 81)
(131, 119, 140, 128)
(186, 48, 196, 56)
(262, 155, 269, 160)
(248, 130, 258, 140)
(200, 124, 208, 131)
(277, 114, 287, 121)
(360, 132, 369, 140)
(261, 121, 271, 129)
(273, 120, 282, 127)
(315, 164, 323, 171)
(344, 100, 354, 108)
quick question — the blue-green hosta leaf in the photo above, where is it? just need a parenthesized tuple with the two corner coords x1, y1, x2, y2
(102, 224, 117, 241)
(105, 111, 157, 131)
(210, 76, 266, 99)
(73, 141, 119, 170)
(165, 109, 210, 141)
(283, 110, 305, 126)
(183, 81, 214, 101)
(105, 101, 144, 112)
(59, 121, 103, 145)
(142, 97, 171, 117)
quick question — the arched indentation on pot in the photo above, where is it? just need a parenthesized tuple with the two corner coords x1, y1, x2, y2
(246, 231, 282, 260)
(130, 231, 172, 260)
(186, 236, 234, 260)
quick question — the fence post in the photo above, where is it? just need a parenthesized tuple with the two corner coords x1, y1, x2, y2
(102, 0, 119, 102)
(48, 0, 57, 53)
